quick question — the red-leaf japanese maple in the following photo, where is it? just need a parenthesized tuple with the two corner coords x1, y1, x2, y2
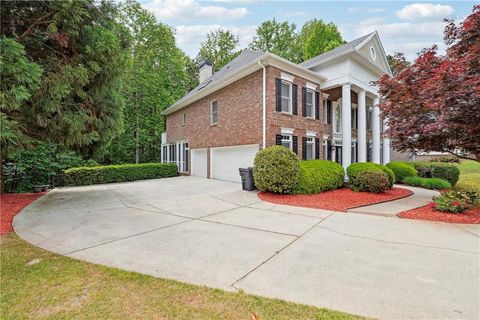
(378, 6, 480, 162)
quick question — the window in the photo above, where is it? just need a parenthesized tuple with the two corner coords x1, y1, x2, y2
(323, 139, 328, 160)
(323, 99, 328, 124)
(351, 107, 358, 129)
(281, 81, 292, 113)
(169, 144, 177, 163)
(335, 103, 342, 133)
(281, 135, 292, 150)
(210, 100, 218, 124)
(367, 107, 372, 130)
(305, 89, 315, 118)
(182, 112, 186, 126)
(306, 137, 315, 160)
(162, 145, 168, 163)
(370, 47, 376, 61)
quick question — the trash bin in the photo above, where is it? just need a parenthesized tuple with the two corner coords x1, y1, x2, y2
(239, 167, 256, 191)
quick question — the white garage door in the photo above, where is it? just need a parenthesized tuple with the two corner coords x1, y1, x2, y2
(190, 148, 207, 178)
(211, 144, 259, 183)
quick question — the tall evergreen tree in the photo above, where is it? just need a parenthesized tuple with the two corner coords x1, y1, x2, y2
(0, 0, 130, 158)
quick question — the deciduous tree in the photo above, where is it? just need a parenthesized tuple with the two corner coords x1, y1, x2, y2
(378, 6, 480, 161)
(198, 29, 241, 72)
(297, 19, 344, 61)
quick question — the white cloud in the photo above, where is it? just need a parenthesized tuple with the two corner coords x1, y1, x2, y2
(143, 0, 249, 20)
(174, 24, 257, 57)
(367, 8, 386, 13)
(348, 7, 386, 14)
(348, 7, 361, 13)
(396, 3, 454, 20)
(347, 17, 448, 60)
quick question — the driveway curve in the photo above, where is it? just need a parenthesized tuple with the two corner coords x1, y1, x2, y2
(14, 176, 480, 319)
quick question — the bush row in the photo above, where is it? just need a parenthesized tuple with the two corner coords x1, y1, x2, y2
(294, 160, 344, 194)
(406, 161, 460, 186)
(63, 163, 178, 186)
(403, 176, 452, 190)
(386, 162, 418, 182)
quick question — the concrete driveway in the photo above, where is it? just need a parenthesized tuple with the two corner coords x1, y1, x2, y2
(14, 176, 480, 319)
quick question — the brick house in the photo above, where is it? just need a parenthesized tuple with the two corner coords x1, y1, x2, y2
(161, 31, 392, 182)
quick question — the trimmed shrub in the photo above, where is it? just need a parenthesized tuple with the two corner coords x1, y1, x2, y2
(294, 160, 344, 194)
(403, 176, 452, 190)
(350, 171, 389, 193)
(406, 162, 459, 186)
(63, 163, 178, 186)
(386, 162, 418, 182)
(253, 146, 299, 194)
(347, 162, 395, 189)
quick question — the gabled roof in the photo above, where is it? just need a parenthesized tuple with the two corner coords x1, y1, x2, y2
(299, 32, 376, 69)
(162, 49, 325, 115)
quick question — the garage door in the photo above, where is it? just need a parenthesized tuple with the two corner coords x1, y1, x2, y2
(190, 148, 207, 178)
(211, 144, 259, 182)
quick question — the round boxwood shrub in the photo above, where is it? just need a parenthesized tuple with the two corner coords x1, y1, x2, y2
(386, 161, 418, 182)
(347, 162, 395, 189)
(350, 171, 389, 193)
(253, 146, 299, 194)
(294, 160, 344, 194)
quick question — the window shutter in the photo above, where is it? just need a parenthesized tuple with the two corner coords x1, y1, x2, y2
(275, 134, 282, 146)
(315, 92, 320, 120)
(327, 100, 332, 124)
(302, 137, 307, 160)
(315, 138, 320, 159)
(292, 84, 298, 115)
(355, 142, 358, 162)
(292, 135, 298, 155)
(351, 108, 355, 128)
(355, 108, 358, 129)
(302, 87, 306, 117)
(275, 79, 282, 112)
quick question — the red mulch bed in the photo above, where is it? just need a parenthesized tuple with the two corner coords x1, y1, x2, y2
(398, 206, 480, 224)
(258, 187, 413, 212)
(0, 192, 45, 236)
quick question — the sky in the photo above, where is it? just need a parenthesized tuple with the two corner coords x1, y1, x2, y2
(137, 0, 476, 61)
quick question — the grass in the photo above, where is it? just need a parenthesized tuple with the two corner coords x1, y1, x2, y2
(455, 160, 480, 196)
(1, 234, 366, 320)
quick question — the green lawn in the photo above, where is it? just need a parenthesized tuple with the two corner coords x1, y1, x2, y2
(455, 160, 480, 196)
(1, 234, 366, 320)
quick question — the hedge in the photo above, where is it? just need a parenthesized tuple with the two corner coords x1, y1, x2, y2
(405, 162, 460, 186)
(403, 176, 452, 190)
(253, 146, 299, 194)
(294, 160, 344, 194)
(347, 162, 395, 189)
(386, 162, 418, 182)
(63, 163, 178, 186)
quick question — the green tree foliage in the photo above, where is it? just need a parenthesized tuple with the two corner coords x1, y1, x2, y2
(0, 0, 130, 158)
(0, 38, 42, 157)
(297, 19, 344, 61)
(198, 29, 241, 72)
(249, 19, 301, 62)
(105, 0, 188, 164)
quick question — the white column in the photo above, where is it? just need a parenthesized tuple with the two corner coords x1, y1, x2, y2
(382, 119, 391, 164)
(342, 84, 352, 171)
(357, 90, 367, 162)
(372, 96, 381, 164)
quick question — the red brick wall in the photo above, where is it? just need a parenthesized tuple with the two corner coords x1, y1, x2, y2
(166, 70, 263, 149)
(265, 66, 329, 159)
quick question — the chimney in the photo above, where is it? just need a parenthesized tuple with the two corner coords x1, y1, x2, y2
(199, 60, 213, 84)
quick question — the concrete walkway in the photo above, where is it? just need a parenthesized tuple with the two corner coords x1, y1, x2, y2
(348, 185, 439, 217)
(13, 177, 480, 320)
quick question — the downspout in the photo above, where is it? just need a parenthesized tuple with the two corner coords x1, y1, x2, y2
(258, 60, 266, 149)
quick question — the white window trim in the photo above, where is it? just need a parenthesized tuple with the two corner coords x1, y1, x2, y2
(280, 72, 295, 82)
(210, 100, 218, 125)
(306, 130, 317, 137)
(281, 127, 294, 135)
(370, 46, 376, 61)
(333, 101, 342, 134)
(280, 80, 292, 114)
(306, 82, 317, 91)
(306, 136, 315, 160)
(323, 139, 328, 160)
(305, 88, 315, 119)
(281, 134, 293, 150)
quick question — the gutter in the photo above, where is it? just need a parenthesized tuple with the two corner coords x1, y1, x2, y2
(258, 60, 267, 149)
